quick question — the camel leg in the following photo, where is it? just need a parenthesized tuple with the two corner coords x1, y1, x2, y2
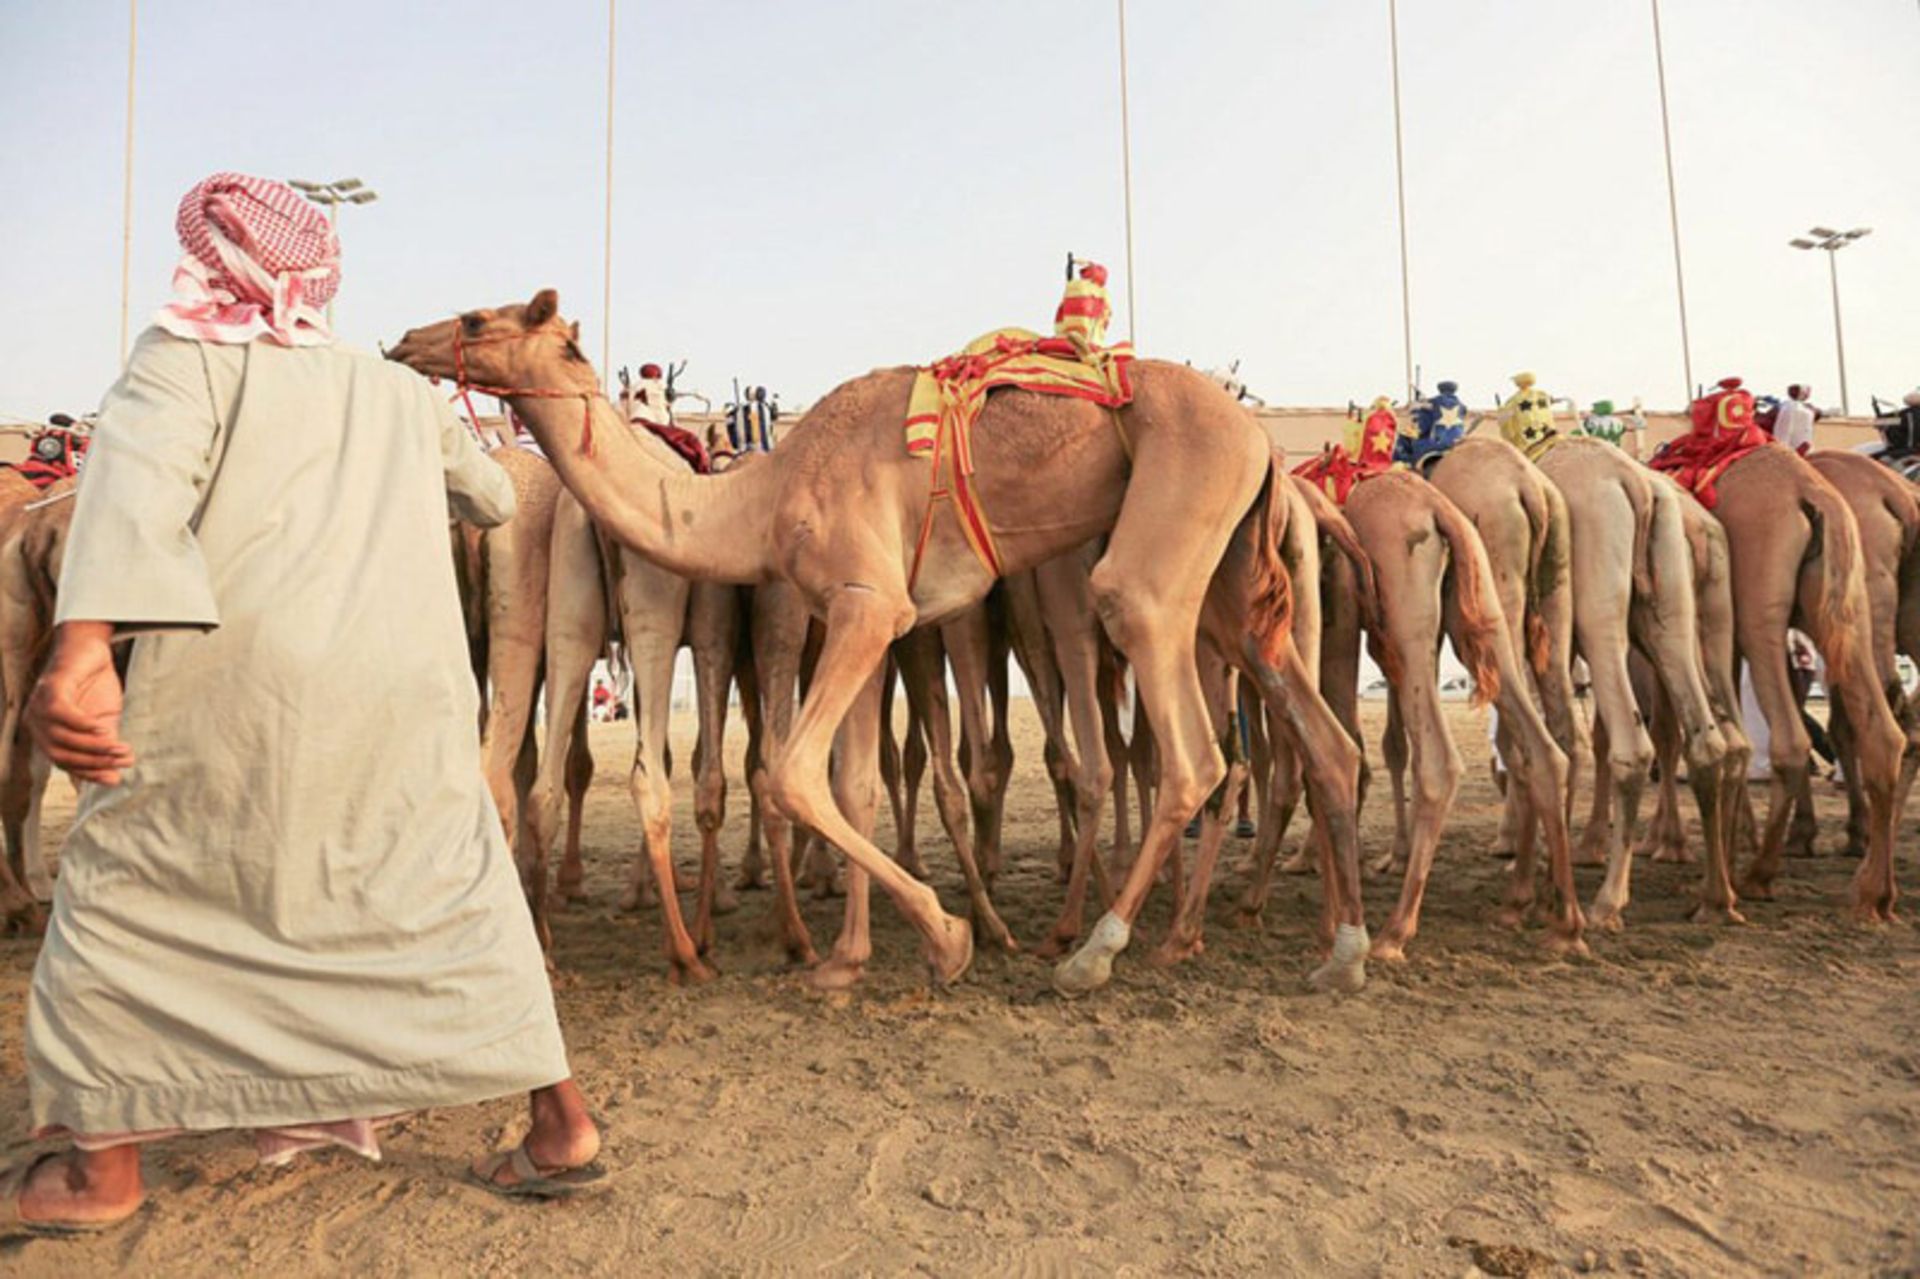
(615, 562, 709, 983)
(1579, 708, 1612, 867)
(558, 704, 594, 903)
(876, 657, 918, 875)
(1100, 645, 1134, 870)
(1004, 569, 1080, 882)
(1232, 727, 1304, 927)
(748, 581, 815, 964)
(1571, 536, 1655, 932)
(895, 630, 1015, 952)
(1736, 629, 1812, 903)
(1637, 671, 1689, 862)
(1783, 669, 1822, 859)
(1031, 554, 1118, 957)
(1827, 694, 1866, 858)
(1153, 657, 1247, 965)
(1378, 692, 1411, 876)
(733, 641, 768, 890)
(1369, 657, 1457, 961)
(1123, 706, 1156, 879)
(1235, 629, 1367, 977)
(899, 692, 928, 879)
(767, 588, 971, 991)
(943, 605, 1008, 891)
(1825, 652, 1903, 923)
(1241, 686, 1271, 840)
(688, 583, 741, 957)
(1057, 447, 1357, 997)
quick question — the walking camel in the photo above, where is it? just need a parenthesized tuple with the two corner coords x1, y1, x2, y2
(1710, 445, 1901, 920)
(389, 288, 1374, 993)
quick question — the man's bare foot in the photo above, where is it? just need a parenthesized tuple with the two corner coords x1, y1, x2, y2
(11, 1146, 145, 1231)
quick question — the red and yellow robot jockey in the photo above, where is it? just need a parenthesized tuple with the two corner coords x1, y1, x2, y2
(1647, 376, 1770, 508)
(1294, 395, 1400, 505)
(1054, 257, 1113, 353)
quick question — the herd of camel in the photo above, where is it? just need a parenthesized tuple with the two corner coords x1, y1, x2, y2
(1, 288, 1911, 1007)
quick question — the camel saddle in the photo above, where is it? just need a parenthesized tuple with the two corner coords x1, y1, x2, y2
(633, 416, 711, 474)
(905, 327, 1134, 585)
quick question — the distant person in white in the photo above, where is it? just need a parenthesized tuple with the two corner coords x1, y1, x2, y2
(1773, 384, 1816, 456)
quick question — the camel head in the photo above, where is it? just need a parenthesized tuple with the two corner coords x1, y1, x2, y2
(386, 289, 597, 396)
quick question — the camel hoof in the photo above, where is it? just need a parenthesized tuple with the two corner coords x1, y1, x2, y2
(1032, 931, 1078, 960)
(1493, 900, 1533, 931)
(617, 888, 644, 913)
(1224, 907, 1264, 932)
(1587, 903, 1626, 934)
(1146, 934, 1204, 968)
(806, 957, 866, 991)
(1278, 851, 1315, 877)
(925, 915, 974, 987)
(712, 884, 740, 917)
(1736, 876, 1776, 902)
(669, 958, 719, 987)
(898, 855, 929, 882)
(1690, 903, 1747, 926)
(1541, 930, 1591, 960)
(976, 915, 1019, 955)
(1053, 912, 1131, 999)
(1369, 934, 1409, 964)
(1307, 924, 1370, 994)
(1365, 854, 1396, 878)
(1648, 844, 1695, 865)
(733, 870, 767, 894)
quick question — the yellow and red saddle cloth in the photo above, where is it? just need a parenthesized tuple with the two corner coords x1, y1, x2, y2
(1648, 377, 1771, 509)
(905, 327, 1134, 585)
(1292, 402, 1398, 505)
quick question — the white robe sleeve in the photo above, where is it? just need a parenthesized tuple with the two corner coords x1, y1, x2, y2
(54, 328, 223, 634)
(435, 392, 516, 528)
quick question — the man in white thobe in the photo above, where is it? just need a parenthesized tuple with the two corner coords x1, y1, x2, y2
(4, 174, 599, 1237)
(1774, 384, 1816, 456)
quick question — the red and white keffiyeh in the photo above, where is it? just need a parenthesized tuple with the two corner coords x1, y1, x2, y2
(154, 172, 341, 347)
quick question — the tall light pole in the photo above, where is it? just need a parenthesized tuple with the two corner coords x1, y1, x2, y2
(603, 0, 617, 383)
(1387, 0, 1413, 403)
(288, 177, 379, 329)
(1649, 0, 1694, 405)
(118, 0, 139, 363)
(1115, 0, 1138, 343)
(1789, 226, 1871, 417)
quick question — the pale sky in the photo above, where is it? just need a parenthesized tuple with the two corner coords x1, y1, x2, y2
(3, 0, 1917, 424)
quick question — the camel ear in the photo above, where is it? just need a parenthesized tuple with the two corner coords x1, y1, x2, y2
(527, 288, 560, 327)
(569, 321, 581, 343)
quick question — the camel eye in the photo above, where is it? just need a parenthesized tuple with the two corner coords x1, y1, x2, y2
(462, 314, 484, 335)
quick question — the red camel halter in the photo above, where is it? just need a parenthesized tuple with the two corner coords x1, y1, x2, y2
(449, 320, 604, 457)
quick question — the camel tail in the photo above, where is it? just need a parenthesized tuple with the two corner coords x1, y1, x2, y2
(1627, 473, 1656, 602)
(1431, 496, 1504, 708)
(1246, 455, 1296, 669)
(1800, 473, 1863, 690)
(1519, 479, 1554, 678)
(1290, 474, 1390, 683)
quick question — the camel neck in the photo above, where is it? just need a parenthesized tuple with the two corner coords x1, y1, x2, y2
(509, 392, 775, 584)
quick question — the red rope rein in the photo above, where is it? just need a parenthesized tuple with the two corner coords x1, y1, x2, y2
(450, 324, 603, 458)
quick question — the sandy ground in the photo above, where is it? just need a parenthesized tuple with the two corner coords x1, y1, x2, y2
(4, 700, 1918, 1277)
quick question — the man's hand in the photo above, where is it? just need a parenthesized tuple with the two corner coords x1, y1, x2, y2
(29, 621, 134, 787)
